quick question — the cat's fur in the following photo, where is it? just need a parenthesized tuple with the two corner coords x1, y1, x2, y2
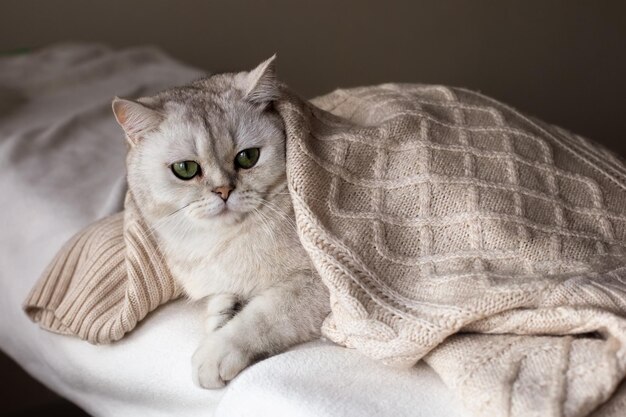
(112, 56, 330, 389)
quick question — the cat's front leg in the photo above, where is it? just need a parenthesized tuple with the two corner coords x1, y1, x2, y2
(192, 278, 328, 389)
(203, 293, 241, 333)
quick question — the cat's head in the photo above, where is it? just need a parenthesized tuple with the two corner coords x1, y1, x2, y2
(112, 56, 286, 229)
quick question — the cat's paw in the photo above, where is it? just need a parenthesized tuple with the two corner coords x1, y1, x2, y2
(191, 334, 252, 389)
(204, 293, 240, 333)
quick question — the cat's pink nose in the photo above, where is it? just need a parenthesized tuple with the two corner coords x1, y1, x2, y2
(213, 185, 234, 201)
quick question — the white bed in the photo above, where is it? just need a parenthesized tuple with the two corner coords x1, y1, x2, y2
(0, 43, 464, 417)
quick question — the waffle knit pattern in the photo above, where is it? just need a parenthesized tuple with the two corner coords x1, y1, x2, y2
(24, 83, 626, 416)
(281, 84, 626, 417)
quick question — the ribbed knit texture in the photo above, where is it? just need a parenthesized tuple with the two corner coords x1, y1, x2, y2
(24, 193, 181, 343)
(23, 83, 626, 416)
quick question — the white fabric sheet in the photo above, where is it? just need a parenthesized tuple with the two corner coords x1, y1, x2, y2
(0, 43, 464, 417)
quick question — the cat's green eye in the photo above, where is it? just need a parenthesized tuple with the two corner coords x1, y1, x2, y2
(171, 161, 200, 180)
(235, 148, 260, 169)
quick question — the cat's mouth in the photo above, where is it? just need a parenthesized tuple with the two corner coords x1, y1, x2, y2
(207, 202, 230, 217)
(210, 202, 249, 223)
(188, 198, 250, 223)
(214, 206, 229, 216)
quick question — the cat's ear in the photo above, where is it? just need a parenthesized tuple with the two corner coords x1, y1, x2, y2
(243, 54, 279, 105)
(112, 97, 162, 146)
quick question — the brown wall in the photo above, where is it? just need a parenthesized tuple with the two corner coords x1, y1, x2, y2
(1, 1, 625, 152)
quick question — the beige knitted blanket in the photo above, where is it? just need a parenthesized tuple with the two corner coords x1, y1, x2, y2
(24, 193, 182, 342)
(25, 84, 626, 417)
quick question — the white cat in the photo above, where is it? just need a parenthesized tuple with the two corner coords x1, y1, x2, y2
(112, 56, 330, 389)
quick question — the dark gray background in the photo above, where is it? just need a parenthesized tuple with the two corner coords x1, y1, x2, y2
(2, 0, 625, 153)
(0, 1, 624, 415)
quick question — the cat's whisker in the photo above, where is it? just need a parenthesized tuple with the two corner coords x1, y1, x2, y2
(252, 208, 277, 246)
(144, 216, 176, 241)
(253, 201, 295, 228)
(144, 198, 204, 240)
(150, 211, 189, 270)
(173, 219, 199, 275)
(254, 198, 298, 232)
(152, 203, 199, 271)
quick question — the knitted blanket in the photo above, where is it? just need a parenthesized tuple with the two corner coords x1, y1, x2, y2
(281, 84, 626, 417)
(25, 84, 626, 417)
